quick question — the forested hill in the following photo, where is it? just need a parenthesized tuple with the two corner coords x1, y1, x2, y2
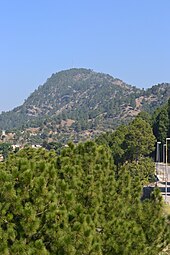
(0, 68, 170, 140)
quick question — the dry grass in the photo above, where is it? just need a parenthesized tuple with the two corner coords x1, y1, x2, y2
(163, 203, 170, 215)
(159, 204, 170, 254)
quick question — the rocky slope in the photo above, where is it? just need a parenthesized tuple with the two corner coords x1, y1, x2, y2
(0, 68, 170, 144)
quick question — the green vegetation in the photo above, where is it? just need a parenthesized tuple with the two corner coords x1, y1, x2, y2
(96, 117, 155, 167)
(152, 98, 170, 144)
(0, 142, 12, 159)
(0, 138, 169, 254)
(0, 69, 170, 253)
(0, 69, 169, 145)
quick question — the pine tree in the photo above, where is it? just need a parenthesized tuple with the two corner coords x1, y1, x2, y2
(123, 117, 156, 161)
(0, 144, 169, 254)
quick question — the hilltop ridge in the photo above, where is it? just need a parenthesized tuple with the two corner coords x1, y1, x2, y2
(0, 68, 170, 144)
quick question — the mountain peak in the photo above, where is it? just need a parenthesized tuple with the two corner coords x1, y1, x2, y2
(0, 68, 169, 144)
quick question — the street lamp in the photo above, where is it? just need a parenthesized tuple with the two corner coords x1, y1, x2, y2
(165, 138, 170, 203)
(163, 144, 166, 181)
(156, 142, 161, 176)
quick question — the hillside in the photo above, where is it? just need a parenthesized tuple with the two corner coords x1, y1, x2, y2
(0, 68, 170, 144)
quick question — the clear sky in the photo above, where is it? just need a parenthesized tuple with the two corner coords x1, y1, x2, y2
(0, 0, 170, 112)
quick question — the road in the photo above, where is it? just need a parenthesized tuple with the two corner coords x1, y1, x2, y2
(156, 163, 170, 204)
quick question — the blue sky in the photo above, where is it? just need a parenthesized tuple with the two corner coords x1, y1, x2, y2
(0, 0, 170, 111)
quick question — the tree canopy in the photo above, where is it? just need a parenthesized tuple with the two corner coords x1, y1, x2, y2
(123, 117, 156, 161)
(0, 142, 169, 254)
(96, 117, 156, 165)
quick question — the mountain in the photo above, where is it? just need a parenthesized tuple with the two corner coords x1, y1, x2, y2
(0, 68, 170, 144)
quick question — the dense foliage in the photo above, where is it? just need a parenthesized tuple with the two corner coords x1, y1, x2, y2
(0, 141, 169, 254)
(96, 117, 155, 166)
(0, 71, 170, 253)
(152, 98, 170, 144)
(0, 143, 12, 159)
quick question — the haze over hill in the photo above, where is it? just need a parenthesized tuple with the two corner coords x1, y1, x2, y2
(0, 68, 170, 144)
